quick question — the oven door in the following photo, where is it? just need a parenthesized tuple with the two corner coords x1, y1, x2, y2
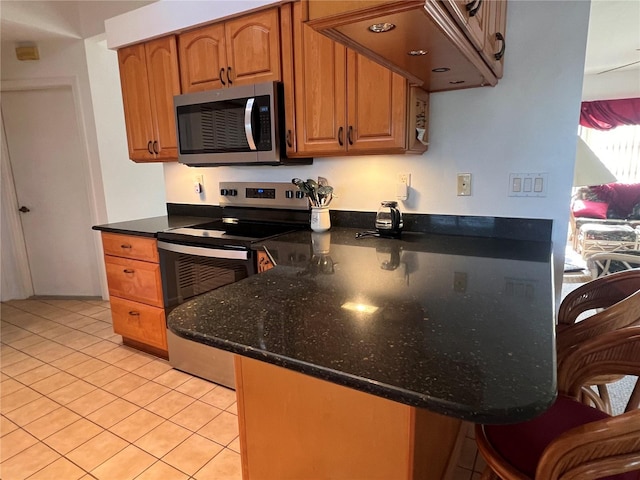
(158, 241, 256, 389)
(158, 241, 255, 311)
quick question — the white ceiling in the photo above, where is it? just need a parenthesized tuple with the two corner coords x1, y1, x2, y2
(1, 0, 638, 99)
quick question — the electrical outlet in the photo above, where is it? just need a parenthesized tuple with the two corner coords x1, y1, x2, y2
(457, 173, 471, 196)
(194, 175, 204, 194)
(397, 173, 411, 186)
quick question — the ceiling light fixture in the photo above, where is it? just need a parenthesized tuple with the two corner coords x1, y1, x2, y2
(408, 50, 428, 56)
(368, 22, 396, 33)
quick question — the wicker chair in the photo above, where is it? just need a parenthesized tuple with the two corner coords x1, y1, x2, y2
(557, 269, 640, 413)
(587, 251, 640, 278)
(475, 327, 640, 480)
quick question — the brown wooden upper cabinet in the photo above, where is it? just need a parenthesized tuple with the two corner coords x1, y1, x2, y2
(178, 8, 282, 93)
(305, 0, 506, 91)
(118, 36, 181, 162)
(292, 2, 410, 157)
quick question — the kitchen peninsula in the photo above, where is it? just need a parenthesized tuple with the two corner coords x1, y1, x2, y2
(168, 219, 556, 479)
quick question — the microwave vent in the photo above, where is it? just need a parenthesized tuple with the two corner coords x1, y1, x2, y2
(200, 107, 247, 151)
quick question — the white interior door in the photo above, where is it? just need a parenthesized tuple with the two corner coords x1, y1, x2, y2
(2, 87, 102, 297)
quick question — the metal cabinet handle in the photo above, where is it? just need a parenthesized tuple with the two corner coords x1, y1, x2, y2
(465, 0, 483, 16)
(348, 125, 354, 145)
(123, 269, 135, 274)
(147, 141, 153, 154)
(153, 141, 159, 154)
(227, 66, 233, 85)
(338, 126, 344, 146)
(128, 311, 140, 316)
(494, 32, 506, 60)
(120, 244, 132, 249)
(286, 130, 293, 148)
(220, 68, 226, 86)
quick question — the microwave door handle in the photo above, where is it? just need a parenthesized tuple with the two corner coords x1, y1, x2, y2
(244, 97, 257, 151)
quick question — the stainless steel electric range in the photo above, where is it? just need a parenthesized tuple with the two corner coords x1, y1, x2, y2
(157, 182, 310, 388)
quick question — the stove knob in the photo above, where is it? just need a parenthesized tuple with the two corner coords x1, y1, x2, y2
(285, 190, 294, 199)
(295, 191, 305, 199)
(220, 189, 229, 196)
(229, 189, 238, 196)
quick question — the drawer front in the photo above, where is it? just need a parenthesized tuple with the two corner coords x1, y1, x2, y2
(111, 296, 167, 350)
(101, 232, 159, 262)
(105, 255, 163, 307)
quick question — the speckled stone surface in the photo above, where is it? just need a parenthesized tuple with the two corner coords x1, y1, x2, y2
(92, 215, 217, 237)
(168, 227, 556, 424)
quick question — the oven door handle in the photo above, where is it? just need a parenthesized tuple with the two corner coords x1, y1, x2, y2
(157, 241, 249, 260)
(244, 97, 257, 151)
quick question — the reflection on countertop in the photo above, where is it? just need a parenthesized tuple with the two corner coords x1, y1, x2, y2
(168, 227, 555, 424)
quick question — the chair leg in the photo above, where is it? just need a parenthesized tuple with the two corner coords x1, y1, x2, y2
(597, 384, 612, 414)
(626, 378, 640, 412)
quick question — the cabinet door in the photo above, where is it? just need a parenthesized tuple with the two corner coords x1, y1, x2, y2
(480, 0, 506, 78)
(442, 0, 486, 52)
(118, 44, 155, 162)
(293, 21, 347, 154)
(346, 50, 407, 153)
(178, 23, 228, 92)
(144, 36, 181, 161)
(225, 8, 282, 87)
(280, 2, 297, 156)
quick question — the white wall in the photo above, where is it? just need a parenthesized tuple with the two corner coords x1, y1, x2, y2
(164, 0, 590, 302)
(84, 34, 166, 223)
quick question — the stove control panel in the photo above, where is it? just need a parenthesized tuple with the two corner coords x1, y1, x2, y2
(219, 182, 309, 210)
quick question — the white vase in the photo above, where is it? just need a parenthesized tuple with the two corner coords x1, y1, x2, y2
(310, 207, 330, 232)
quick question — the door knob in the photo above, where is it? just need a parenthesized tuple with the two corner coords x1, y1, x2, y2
(18, 206, 30, 213)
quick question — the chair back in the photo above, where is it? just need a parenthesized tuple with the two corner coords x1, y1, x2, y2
(537, 328, 640, 480)
(558, 269, 640, 326)
(556, 287, 640, 366)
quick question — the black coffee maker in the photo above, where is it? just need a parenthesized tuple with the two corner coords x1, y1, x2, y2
(375, 201, 403, 238)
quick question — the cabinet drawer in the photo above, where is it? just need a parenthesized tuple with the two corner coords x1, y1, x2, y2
(111, 296, 167, 350)
(105, 255, 163, 307)
(101, 232, 159, 262)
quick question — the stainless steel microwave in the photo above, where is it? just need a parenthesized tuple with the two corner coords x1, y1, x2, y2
(174, 82, 310, 167)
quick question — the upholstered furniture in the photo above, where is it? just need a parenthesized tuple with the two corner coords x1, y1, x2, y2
(475, 327, 640, 480)
(570, 183, 640, 254)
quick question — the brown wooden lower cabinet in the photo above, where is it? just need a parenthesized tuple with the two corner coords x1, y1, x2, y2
(110, 296, 167, 352)
(234, 355, 463, 480)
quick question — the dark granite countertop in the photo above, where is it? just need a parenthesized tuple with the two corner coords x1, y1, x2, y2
(168, 227, 556, 424)
(92, 215, 217, 238)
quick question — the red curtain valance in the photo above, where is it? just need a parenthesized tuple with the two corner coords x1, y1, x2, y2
(580, 97, 640, 130)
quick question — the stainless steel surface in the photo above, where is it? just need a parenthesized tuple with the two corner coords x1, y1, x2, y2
(157, 241, 249, 260)
(219, 182, 309, 210)
(167, 330, 235, 389)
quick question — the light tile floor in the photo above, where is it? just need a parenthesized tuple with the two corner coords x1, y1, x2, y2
(1, 298, 486, 480)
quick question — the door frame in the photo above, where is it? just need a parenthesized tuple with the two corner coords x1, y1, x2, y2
(1, 76, 109, 299)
